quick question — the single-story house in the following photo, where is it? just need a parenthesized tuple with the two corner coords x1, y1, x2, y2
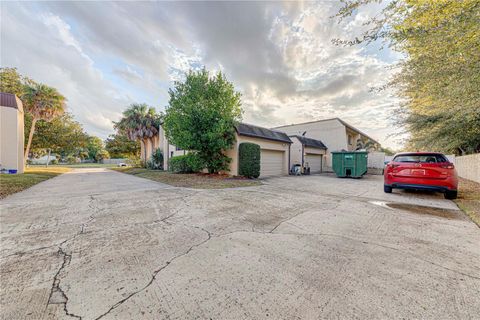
(289, 135, 327, 174)
(146, 117, 376, 178)
(0, 93, 24, 173)
(225, 123, 292, 177)
(158, 123, 292, 178)
(30, 154, 57, 165)
(273, 118, 380, 171)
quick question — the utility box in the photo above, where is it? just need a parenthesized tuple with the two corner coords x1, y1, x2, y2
(331, 151, 368, 178)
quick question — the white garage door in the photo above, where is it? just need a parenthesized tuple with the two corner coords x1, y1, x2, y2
(260, 150, 285, 177)
(305, 154, 322, 173)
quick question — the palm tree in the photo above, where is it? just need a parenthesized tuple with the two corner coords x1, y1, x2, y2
(114, 103, 161, 163)
(22, 83, 66, 160)
(356, 138, 378, 151)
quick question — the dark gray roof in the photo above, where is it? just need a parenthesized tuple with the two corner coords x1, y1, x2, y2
(291, 135, 327, 149)
(236, 123, 292, 143)
(0, 92, 19, 109)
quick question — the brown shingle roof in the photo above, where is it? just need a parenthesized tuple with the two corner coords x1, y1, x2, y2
(0, 92, 19, 109)
(290, 135, 327, 149)
(236, 123, 292, 143)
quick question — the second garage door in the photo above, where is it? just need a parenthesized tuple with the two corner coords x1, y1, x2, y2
(260, 150, 285, 177)
(305, 154, 322, 173)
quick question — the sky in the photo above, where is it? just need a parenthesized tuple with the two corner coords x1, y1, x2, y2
(1, 1, 404, 149)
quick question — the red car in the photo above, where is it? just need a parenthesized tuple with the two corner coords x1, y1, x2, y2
(384, 152, 458, 199)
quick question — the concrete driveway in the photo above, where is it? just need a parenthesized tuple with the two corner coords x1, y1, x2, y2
(1, 169, 479, 319)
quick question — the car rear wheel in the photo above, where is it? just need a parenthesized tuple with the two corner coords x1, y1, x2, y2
(384, 185, 392, 193)
(444, 190, 457, 200)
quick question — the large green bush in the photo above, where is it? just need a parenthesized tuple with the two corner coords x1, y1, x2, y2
(238, 143, 260, 178)
(169, 153, 204, 173)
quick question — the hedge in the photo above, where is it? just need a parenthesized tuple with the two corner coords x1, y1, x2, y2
(169, 153, 204, 173)
(238, 142, 260, 178)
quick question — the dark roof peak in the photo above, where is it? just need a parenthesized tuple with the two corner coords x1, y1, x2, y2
(290, 135, 327, 149)
(0, 92, 22, 111)
(235, 122, 292, 143)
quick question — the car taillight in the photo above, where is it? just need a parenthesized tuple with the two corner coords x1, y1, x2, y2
(441, 163, 455, 169)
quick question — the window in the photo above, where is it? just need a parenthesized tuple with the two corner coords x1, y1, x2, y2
(170, 151, 174, 158)
(348, 135, 352, 145)
(176, 146, 182, 151)
(393, 154, 447, 163)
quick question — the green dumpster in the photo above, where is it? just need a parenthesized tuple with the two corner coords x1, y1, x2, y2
(331, 151, 368, 178)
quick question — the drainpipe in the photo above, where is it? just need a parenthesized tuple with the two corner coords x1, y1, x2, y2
(288, 143, 291, 174)
(301, 144, 304, 173)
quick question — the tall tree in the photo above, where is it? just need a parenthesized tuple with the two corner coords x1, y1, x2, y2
(86, 136, 105, 161)
(0, 67, 25, 97)
(335, 0, 480, 154)
(163, 69, 242, 173)
(22, 83, 66, 160)
(105, 133, 140, 158)
(114, 103, 161, 162)
(24, 112, 90, 157)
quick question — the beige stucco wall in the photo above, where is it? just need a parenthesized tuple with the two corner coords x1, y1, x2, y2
(274, 119, 345, 169)
(275, 119, 374, 170)
(225, 134, 290, 176)
(0, 103, 24, 173)
(289, 136, 326, 173)
(290, 137, 303, 166)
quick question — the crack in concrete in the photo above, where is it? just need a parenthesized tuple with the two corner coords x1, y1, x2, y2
(268, 203, 340, 234)
(46, 194, 101, 320)
(94, 225, 212, 320)
(47, 247, 82, 319)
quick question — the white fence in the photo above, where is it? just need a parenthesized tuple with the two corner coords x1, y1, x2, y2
(367, 152, 386, 174)
(454, 153, 480, 183)
(101, 158, 127, 165)
(368, 152, 386, 168)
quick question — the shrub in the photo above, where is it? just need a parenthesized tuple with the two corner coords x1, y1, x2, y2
(238, 142, 260, 178)
(126, 155, 142, 167)
(169, 153, 204, 173)
(95, 149, 110, 162)
(147, 148, 163, 170)
(49, 159, 59, 165)
(66, 155, 80, 164)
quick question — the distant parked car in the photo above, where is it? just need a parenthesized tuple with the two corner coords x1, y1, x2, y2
(384, 152, 458, 199)
(117, 162, 128, 167)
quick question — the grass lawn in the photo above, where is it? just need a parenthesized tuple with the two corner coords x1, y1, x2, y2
(112, 167, 262, 189)
(0, 167, 71, 199)
(29, 163, 119, 168)
(455, 178, 480, 227)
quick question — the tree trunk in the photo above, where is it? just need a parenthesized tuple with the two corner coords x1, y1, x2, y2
(143, 138, 148, 167)
(46, 149, 51, 167)
(24, 117, 37, 162)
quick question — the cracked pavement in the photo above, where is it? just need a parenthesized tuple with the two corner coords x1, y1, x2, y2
(1, 168, 479, 319)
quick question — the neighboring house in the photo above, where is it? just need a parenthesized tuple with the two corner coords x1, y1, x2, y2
(30, 155, 57, 165)
(273, 118, 380, 171)
(225, 123, 292, 177)
(289, 135, 327, 173)
(158, 123, 292, 177)
(0, 93, 24, 173)
(151, 118, 377, 177)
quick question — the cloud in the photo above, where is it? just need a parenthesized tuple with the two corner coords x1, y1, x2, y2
(1, 1, 401, 148)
